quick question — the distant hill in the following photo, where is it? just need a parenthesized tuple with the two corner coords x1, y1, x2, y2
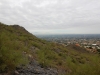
(0, 22, 100, 75)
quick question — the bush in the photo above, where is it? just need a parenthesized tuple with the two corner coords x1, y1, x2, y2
(0, 32, 28, 72)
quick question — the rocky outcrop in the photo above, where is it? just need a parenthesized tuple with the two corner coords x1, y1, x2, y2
(14, 60, 58, 75)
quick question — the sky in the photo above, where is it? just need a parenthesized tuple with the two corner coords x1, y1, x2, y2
(0, 0, 100, 34)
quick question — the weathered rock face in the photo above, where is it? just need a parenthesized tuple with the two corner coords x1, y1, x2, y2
(14, 60, 58, 75)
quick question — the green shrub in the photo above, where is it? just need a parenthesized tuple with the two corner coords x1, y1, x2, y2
(0, 32, 28, 72)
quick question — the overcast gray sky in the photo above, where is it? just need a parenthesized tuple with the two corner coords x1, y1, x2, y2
(0, 0, 100, 34)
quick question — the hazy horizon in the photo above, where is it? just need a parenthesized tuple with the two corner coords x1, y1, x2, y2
(0, 0, 100, 34)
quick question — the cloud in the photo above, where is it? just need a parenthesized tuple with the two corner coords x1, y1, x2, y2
(0, 0, 100, 34)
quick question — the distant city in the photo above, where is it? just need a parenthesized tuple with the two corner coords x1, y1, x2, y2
(36, 34, 100, 53)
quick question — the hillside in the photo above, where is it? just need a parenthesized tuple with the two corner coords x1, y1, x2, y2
(0, 22, 100, 75)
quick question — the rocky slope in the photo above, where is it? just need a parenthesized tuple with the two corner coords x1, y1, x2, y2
(0, 22, 100, 75)
(14, 60, 58, 75)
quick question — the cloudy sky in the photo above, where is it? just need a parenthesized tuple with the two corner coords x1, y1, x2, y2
(0, 0, 100, 34)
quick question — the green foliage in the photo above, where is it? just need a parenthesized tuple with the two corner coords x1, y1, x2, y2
(0, 24, 29, 72)
(37, 42, 100, 75)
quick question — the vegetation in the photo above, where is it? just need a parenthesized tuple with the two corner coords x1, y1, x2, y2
(0, 22, 100, 75)
(0, 23, 29, 72)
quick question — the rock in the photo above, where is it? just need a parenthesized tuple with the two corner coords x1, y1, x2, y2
(15, 60, 58, 75)
(14, 70, 19, 75)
